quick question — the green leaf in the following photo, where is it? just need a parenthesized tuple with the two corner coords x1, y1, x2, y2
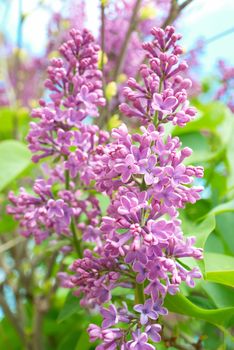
(179, 132, 216, 164)
(185, 199, 212, 221)
(202, 282, 234, 308)
(57, 292, 83, 323)
(181, 214, 216, 273)
(0, 140, 31, 191)
(216, 213, 234, 255)
(164, 293, 234, 328)
(204, 253, 234, 287)
(209, 199, 234, 216)
(75, 331, 91, 350)
(173, 101, 233, 165)
(226, 119, 234, 190)
(192, 214, 216, 249)
(177, 101, 230, 133)
(58, 331, 81, 350)
(0, 107, 29, 140)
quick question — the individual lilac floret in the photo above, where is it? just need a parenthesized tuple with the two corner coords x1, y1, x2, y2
(114, 154, 140, 183)
(152, 93, 178, 115)
(134, 299, 158, 325)
(101, 304, 119, 328)
(145, 324, 162, 343)
(127, 330, 155, 350)
(152, 298, 168, 318)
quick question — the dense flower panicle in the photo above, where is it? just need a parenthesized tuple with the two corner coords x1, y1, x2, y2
(8, 25, 204, 350)
(93, 122, 203, 199)
(120, 26, 196, 126)
(60, 26, 204, 350)
(8, 179, 102, 244)
(27, 28, 106, 163)
(64, 122, 203, 347)
(60, 250, 123, 307)
(8, 28, 107, 247)
(215, 59, 234, 112)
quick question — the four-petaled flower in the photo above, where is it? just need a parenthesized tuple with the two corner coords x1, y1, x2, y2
(134, 299, 158, 325)
(139, 155, 162, 185)
(101, 304, 119, 328)
(152, 93, 178, 115)
(127, 330, 154, 350)
(114, 154, 140, 183)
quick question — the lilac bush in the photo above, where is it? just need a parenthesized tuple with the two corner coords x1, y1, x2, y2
(7, 24, 206, 349)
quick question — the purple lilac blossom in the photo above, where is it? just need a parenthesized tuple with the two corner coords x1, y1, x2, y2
(215, 59, 234, 113)
(8, 29, 107, 245)
(120, 26, 197, 127)
(8, 25, 204, 350)
(60, 27, 203, 350)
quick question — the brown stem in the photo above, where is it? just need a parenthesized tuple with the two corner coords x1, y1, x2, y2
(179, 0, 195, 11)
(0, 236, 24, 254)
(162, 0, 195, 28)
(112, 0, 142, 81)
(97, 1, 109, 128)
(100, 2, 106, 75)
(0, 290, 28, 347)
(98, 0, 142, 128)
(32, 297, 48, 350)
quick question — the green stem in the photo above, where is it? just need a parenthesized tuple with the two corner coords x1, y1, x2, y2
(65, 167, 82, 258)
(153, 78, 163, 126)
(70, 219, 82, 258)
(135, 282, 145, 304)
(65, 166, 70, 190)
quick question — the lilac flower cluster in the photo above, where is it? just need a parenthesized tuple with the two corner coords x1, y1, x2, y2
(8, 29, 107, 247)
(8, 24, 203, 349)
(8, 179, 101, 245)
(120, 26, 197, 127)
(27, 28, 105, 163)
(57, 27, 203, 349)
(215, 59, 234, 113)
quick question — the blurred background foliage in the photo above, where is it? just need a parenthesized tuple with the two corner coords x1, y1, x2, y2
(0, 0, 234, 349)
